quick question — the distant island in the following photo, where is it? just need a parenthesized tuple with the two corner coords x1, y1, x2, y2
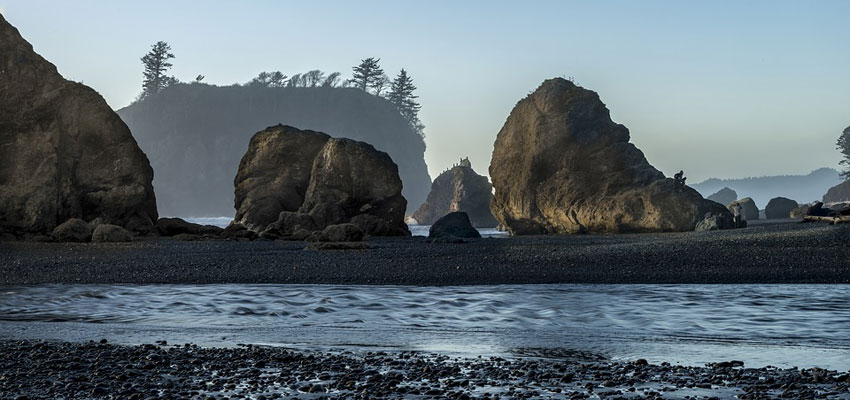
(691, 168, 842, 207)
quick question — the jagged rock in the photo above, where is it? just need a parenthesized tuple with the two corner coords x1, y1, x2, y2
(489, 78, 732, 234)
(51, 219, 92, 243)
(233, 125, 409, 238)
(429, 212, 481, 239)
(707, 187, 737, 206)
(727, 198, 760, 221)
(91, 224, 133, 243)
(156, 217, 222, 236)
(765, 197, 798, 219)
(0, 15, 157, 238)
(823, 180, 850, 203)
(412, 158, 497, 227)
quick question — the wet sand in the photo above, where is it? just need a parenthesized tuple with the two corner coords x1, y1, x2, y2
(1, 220, 848, 285)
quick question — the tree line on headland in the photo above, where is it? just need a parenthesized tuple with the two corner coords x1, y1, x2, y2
(138, 41, 424, 138)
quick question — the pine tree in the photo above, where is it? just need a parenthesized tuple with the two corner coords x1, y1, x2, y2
(140, 41, 176, 98)
(838, 126, 850, 179)
(351, 57, 383, 92)
(388, 69, 424, 137)
(371, 73, 390, 96)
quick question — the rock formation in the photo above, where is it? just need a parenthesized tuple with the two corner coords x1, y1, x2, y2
(233, 125, 408, 238)
(488, 78, 732, 234)
(707, 187, 737, 206)
(823, 180, 850, 203)
(429, 212, 481, 239)
(727, 198, 759, 221)
(117, 82, 431, 217)
(765, 197, 798, 219)
(412, 158, 497, 227)
(0, 15, 158, 238)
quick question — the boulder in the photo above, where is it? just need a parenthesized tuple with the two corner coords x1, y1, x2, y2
(317, 223, 365, 242)
(429, 212, 481, 239)
(823, 180, 850, 203)
(156, 217, 222, 236)
(91, 224, 133, 243)
(790, 204, 811, 218)
(488, 78, 732, 234)
(233, 125, 409, 238)
(764, 197, 798, 219)
(0, 15, 158, 238)
(727, 198, 759, 221)
(695, 213, 737, 231)
(51, 219, 92, 243)
(412, 158, 498, 227)
(707, 187, 737, 206)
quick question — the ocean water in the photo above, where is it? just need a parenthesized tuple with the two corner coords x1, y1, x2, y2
(1, 284, 848, 371)
(182, 217, 509, 237)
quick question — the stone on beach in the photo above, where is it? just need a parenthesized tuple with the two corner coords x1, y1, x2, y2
(489, 78, 732, 234)
(428, 212, 481, 239)
(765, 197, 799, 219)
(51, 219, 93, 243)
(91, 224, 133, 243)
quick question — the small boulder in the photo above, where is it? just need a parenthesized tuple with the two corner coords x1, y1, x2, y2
(429, 212, 481, 239)
(695, 212, 736, 231)
(765, 197, 798, 219)
(51, 219, 92, 242)
(91, 224, 133, 243)
(727, 198, 759, 221)
(219, 223, 257, 240)
(321, 223, 365, 242)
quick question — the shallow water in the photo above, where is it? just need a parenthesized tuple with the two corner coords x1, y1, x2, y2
(1, 284, 848, 370)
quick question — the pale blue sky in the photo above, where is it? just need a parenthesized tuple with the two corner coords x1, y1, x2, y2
(2, 1, 849, 182)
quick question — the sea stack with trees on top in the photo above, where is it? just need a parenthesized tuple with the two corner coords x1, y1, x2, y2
(412, 158, 497, 227)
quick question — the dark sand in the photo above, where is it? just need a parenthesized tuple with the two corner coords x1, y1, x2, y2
(1, 220, 848, 285)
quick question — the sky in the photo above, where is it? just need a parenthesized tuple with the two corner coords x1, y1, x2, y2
(2, 0, 849, 182)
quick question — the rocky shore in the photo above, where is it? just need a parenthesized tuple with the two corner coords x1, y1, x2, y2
(1, 220, 848, 285)
(1, 340, 848, 399)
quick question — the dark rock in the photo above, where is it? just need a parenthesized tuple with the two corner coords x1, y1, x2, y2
(320, 223, 365, 242)
(707, 187, 737, 206)
(0, 15, 157, 237)
(489, 78, 732, 234)
(727, 198, 759, 221)
(91, 224, 133, 243)
(765, 197, 798, 219)
(51, 219, 92, 243)
(233, 125, 409, 238)
(156, 217, 222, 236)
(805, 202, 832, 217)
(823, 179, 850, 203)
(429, 212, 481, 239)
(413, 158, 497, 227)
(695, 212, 736, 231)
(219, 224, 257, 240)
(305, 242, 371, 251)
(172, 233, 202, 241)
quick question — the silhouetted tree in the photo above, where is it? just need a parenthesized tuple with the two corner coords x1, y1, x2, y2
(269, 71, 287, 87)
(839, 126, 850, 179)
(251, 71, 272, 86)
(388, 69, 424, 137)
(286, 73, 302, 88)
(351, 57, 384, 92)
(250, 71, 287, 87)
(371, 73, 390, 96)
(194, 74, 205, 83)
(303, 70, 325, 87)
(322, 72, 341, 87)
(140, 41, 176, 98)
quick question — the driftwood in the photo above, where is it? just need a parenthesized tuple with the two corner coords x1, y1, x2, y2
(802, 215, 850, 224)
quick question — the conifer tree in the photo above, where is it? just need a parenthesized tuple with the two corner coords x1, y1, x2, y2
(388, 69, 424, 137)
(838, 126, 850, 179)
(351, 57, 384, 92)
(140, 41, 176, 98)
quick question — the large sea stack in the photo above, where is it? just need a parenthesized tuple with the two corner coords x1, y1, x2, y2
(412, 158, 497, 227)
(0, 14, 157, 238)
(489, 78, 732, 234)
(233, 125, 408, 238)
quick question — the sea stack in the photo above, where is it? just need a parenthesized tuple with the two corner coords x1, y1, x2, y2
(0, 14, 158, 238)
(489, 78, 732, 234)
(233, 124, 409, 238)
(412, 158, 497, 227)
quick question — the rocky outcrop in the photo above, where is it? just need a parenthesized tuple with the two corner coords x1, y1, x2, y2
(412, 158, 497, 227)
(707, 187, 737, 206)
(765, 197, 798, 219)
(0, 15, 158, 238)
(488, 78, 732, 234)
(233, 125, 409, 238)
(429, 212, 481, 239)
(91, 224, 133, 243)
(727, 198, 759, 221)
(823, 180, 850, 203)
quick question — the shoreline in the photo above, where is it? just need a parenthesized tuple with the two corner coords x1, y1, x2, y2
(2, 220, 849, 285)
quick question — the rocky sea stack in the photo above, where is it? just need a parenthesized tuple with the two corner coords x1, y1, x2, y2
(489, 78, 732, 234)
(707, 187, 737, 206)
(233, 125, 409, 238)
(823, 180, 850, 203)
(412, 158, 497, 227)
(0, 15, 157, 239)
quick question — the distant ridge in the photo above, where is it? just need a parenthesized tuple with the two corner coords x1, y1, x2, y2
(691, 168, 841, 207)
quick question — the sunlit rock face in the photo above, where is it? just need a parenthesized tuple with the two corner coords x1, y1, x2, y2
(489, 78, 732, 235)
(233, 125, 409, 237)
(0, 14, 157, 237)
(412, 158, 497, 228)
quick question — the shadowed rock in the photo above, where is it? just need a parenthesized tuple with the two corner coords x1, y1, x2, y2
(0, 15, 157, 238)
(727, 198, 759, 221)
(707, 187, 737, 206)
(823, 180, 850, 203)
(413, 158, 497, 228)
(91, 224, 133, 243)
(765, 197, 798, 219)
(489, 78, 731, 234)
(429, 212, 481, 239)
(51, 219, 92, 243)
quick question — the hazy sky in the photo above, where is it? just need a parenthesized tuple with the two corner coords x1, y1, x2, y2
(3, 1, 849, 182)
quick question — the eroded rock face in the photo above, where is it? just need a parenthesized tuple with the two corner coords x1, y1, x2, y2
(765, 197, 798, 219)
(233, 125, 408, 237)
(707, 187, 737, 206)
(413, 158, 497, 228)
(489, 78, 732, 234)
(0, 15, 157, 237)
(727, 198, 759, 221)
